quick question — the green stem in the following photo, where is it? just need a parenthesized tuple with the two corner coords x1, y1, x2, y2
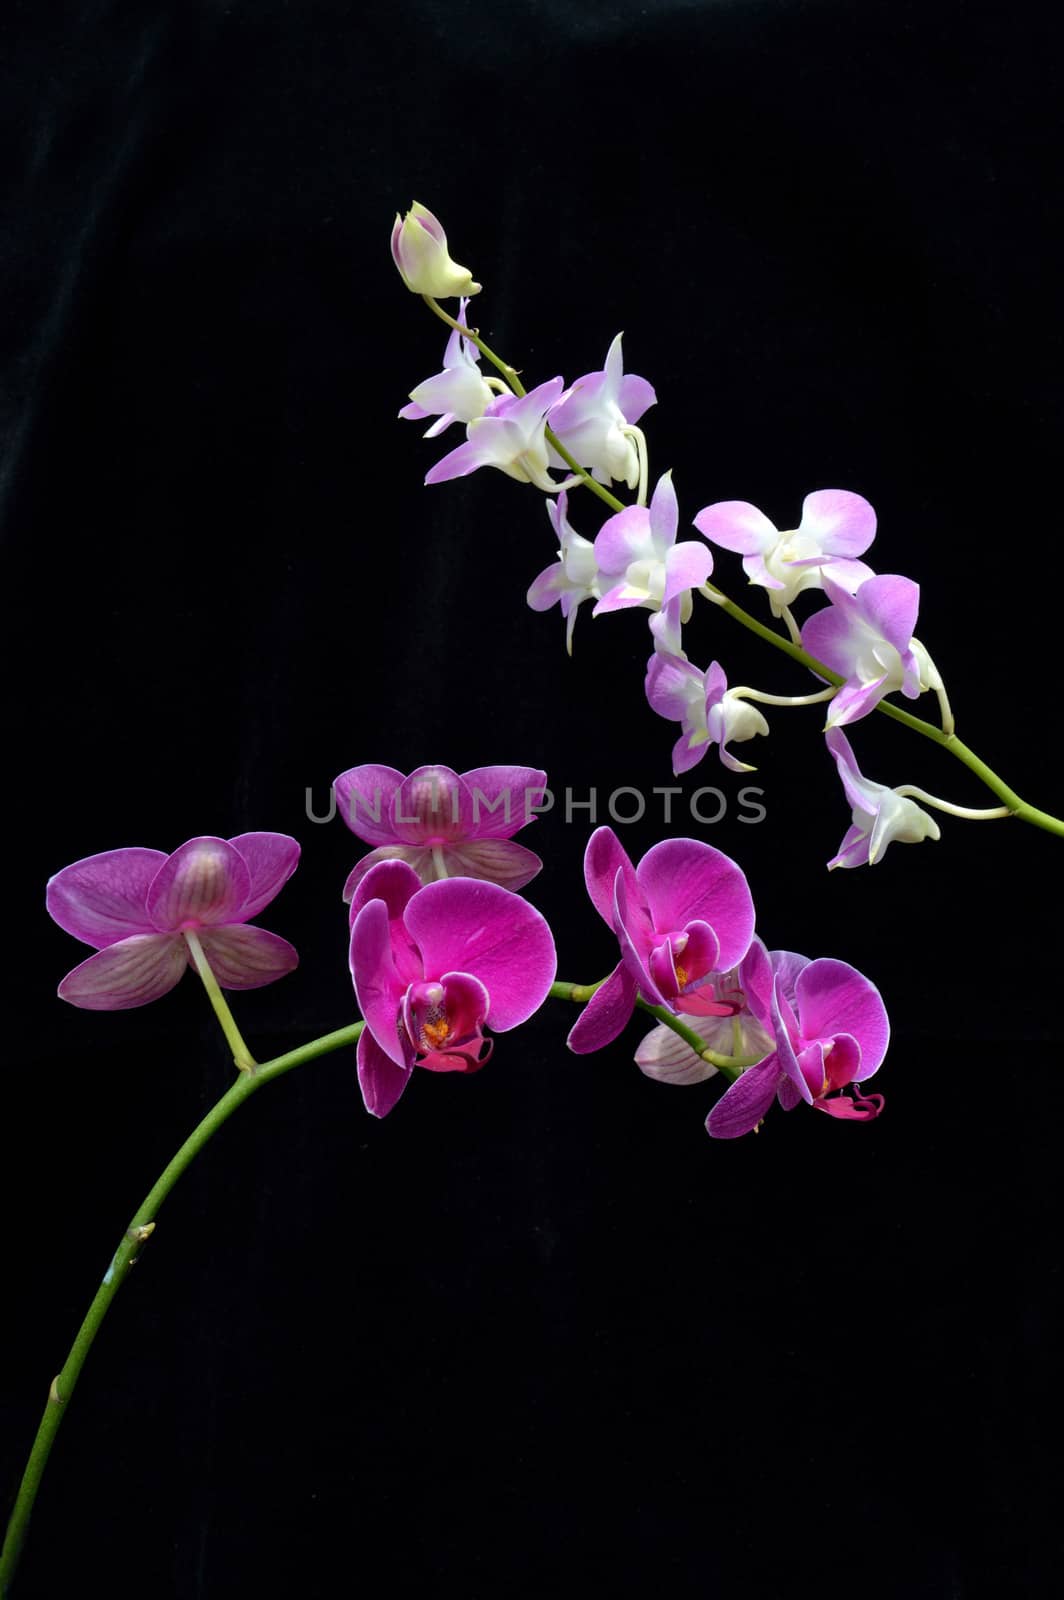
(184, 930, 256, 1071)
(0, 1021, 364, 1596)
(702, 583, 1064, 838)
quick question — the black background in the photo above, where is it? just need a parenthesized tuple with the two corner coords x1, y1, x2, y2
(1, 2, 1061, 1595)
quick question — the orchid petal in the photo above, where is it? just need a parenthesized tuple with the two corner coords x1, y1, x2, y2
(797, 490, 877, 557)
(706, 1058, 781, 1138)
(146, 838, 252, 931)
(357, 1027, 413, 1118)
(349, 898, 409, 1067)
(583, 826, 639, 930)
(693, 500, 777, 556)
(194, 924, 299, 989)
(57, 932, 188, 1010)
(46, 847, 165, 948)
(635, 839, 756, 973)
(794, 959, 890, 1079)
(567, 962, 638, 1054)
(444, 838, 543, 891)
(228, 833, 300, 920)
(402, 878, 556, 1031)
(333, 765, 406, 846)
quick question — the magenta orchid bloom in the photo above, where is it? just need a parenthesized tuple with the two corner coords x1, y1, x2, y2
(693, 490, 876, 616)
(593, 470, 714, 616)
(825, 728, 941, 868)
(390, 202, 481, 299)
(645, 652, 769, 775)
(526, 491, 602, 654)
(424, 377, 565, 488)
(399, 297, 494, 437)
(47, 834, 300, 1010)
(706, 940, 889, 1138)
(546, 333, 656, 489)
(348, 860, 557, 1116)
(802, 573, 925, 726)
(568, 826, 757, 1055)
(335, 763, 548, 900)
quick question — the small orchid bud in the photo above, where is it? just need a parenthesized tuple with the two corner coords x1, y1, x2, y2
(390, 202, 482, 299)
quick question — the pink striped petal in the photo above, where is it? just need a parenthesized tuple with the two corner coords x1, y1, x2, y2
(195, 924, 299, 989)
(333, 765, 406, 845)
(228, 833, 300, 920)
(57, 932, 188, 1010)
(566, 963, 638, 1054)
(46, 847, 165, 948)
(342, 846, 432, 902)
(634, 1020, 719, 1083)
(445, 838, 543, 891)
(147, 838, 252, 931)
(357, 1027, 413, 1118)
(459, 765, 548, 838)
(402, 878, 556, 1031)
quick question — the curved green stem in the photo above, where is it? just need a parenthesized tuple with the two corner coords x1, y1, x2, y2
(701, 584, 1064, 838)
(184, 930, 255, 1070)
(0, 1022, 365, 1596)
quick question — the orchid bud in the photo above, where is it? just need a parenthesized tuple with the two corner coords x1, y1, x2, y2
(390, 202, 482, 299)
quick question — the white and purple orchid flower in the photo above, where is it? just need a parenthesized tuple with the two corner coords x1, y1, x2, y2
(567, 826, 757, 1054)
(706, 940, 889, 1138)
(398, 296, 495, 437)
(335, 763, 548, 900)
(526, 491, 602, 653)
(593, 471, 714, 617)
(825, 728, 941, 868)
(348, 860, 556, 1116)
(693, 490, 876, 616)
(47, 834, 300, 1010)
(634, 963, 775, 1085)
(546, 333, 656, 489)
(803, 573, 924, 726)
(390, 202, 481, 299)
(645, 653, 769, 774)
(424, 377, 566, 488)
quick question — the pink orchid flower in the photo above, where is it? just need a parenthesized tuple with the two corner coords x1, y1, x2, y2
(567, 826, 757, 1055)
(593, 470, 714, 616)
(825, 728, 940, 868)
(348, 860, 557, 1116)
(645, 653, 769, 775)
(424, 377, 565, 488)
(706, 940, 889, 1138)
(693, 490, 876, 616)
(398, 296, 494, 437)
(545, 332, 656, 488)
(526, 491, 602, 654)
(802, 573, 924, 726)
(47, 834, 300, 1010)
(335, 763, 547, 900)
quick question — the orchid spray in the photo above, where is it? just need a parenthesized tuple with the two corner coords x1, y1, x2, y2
(392, 201, 1064, 857)
(1, 742, 888, 1587)
(0, 203, 928, 1590)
